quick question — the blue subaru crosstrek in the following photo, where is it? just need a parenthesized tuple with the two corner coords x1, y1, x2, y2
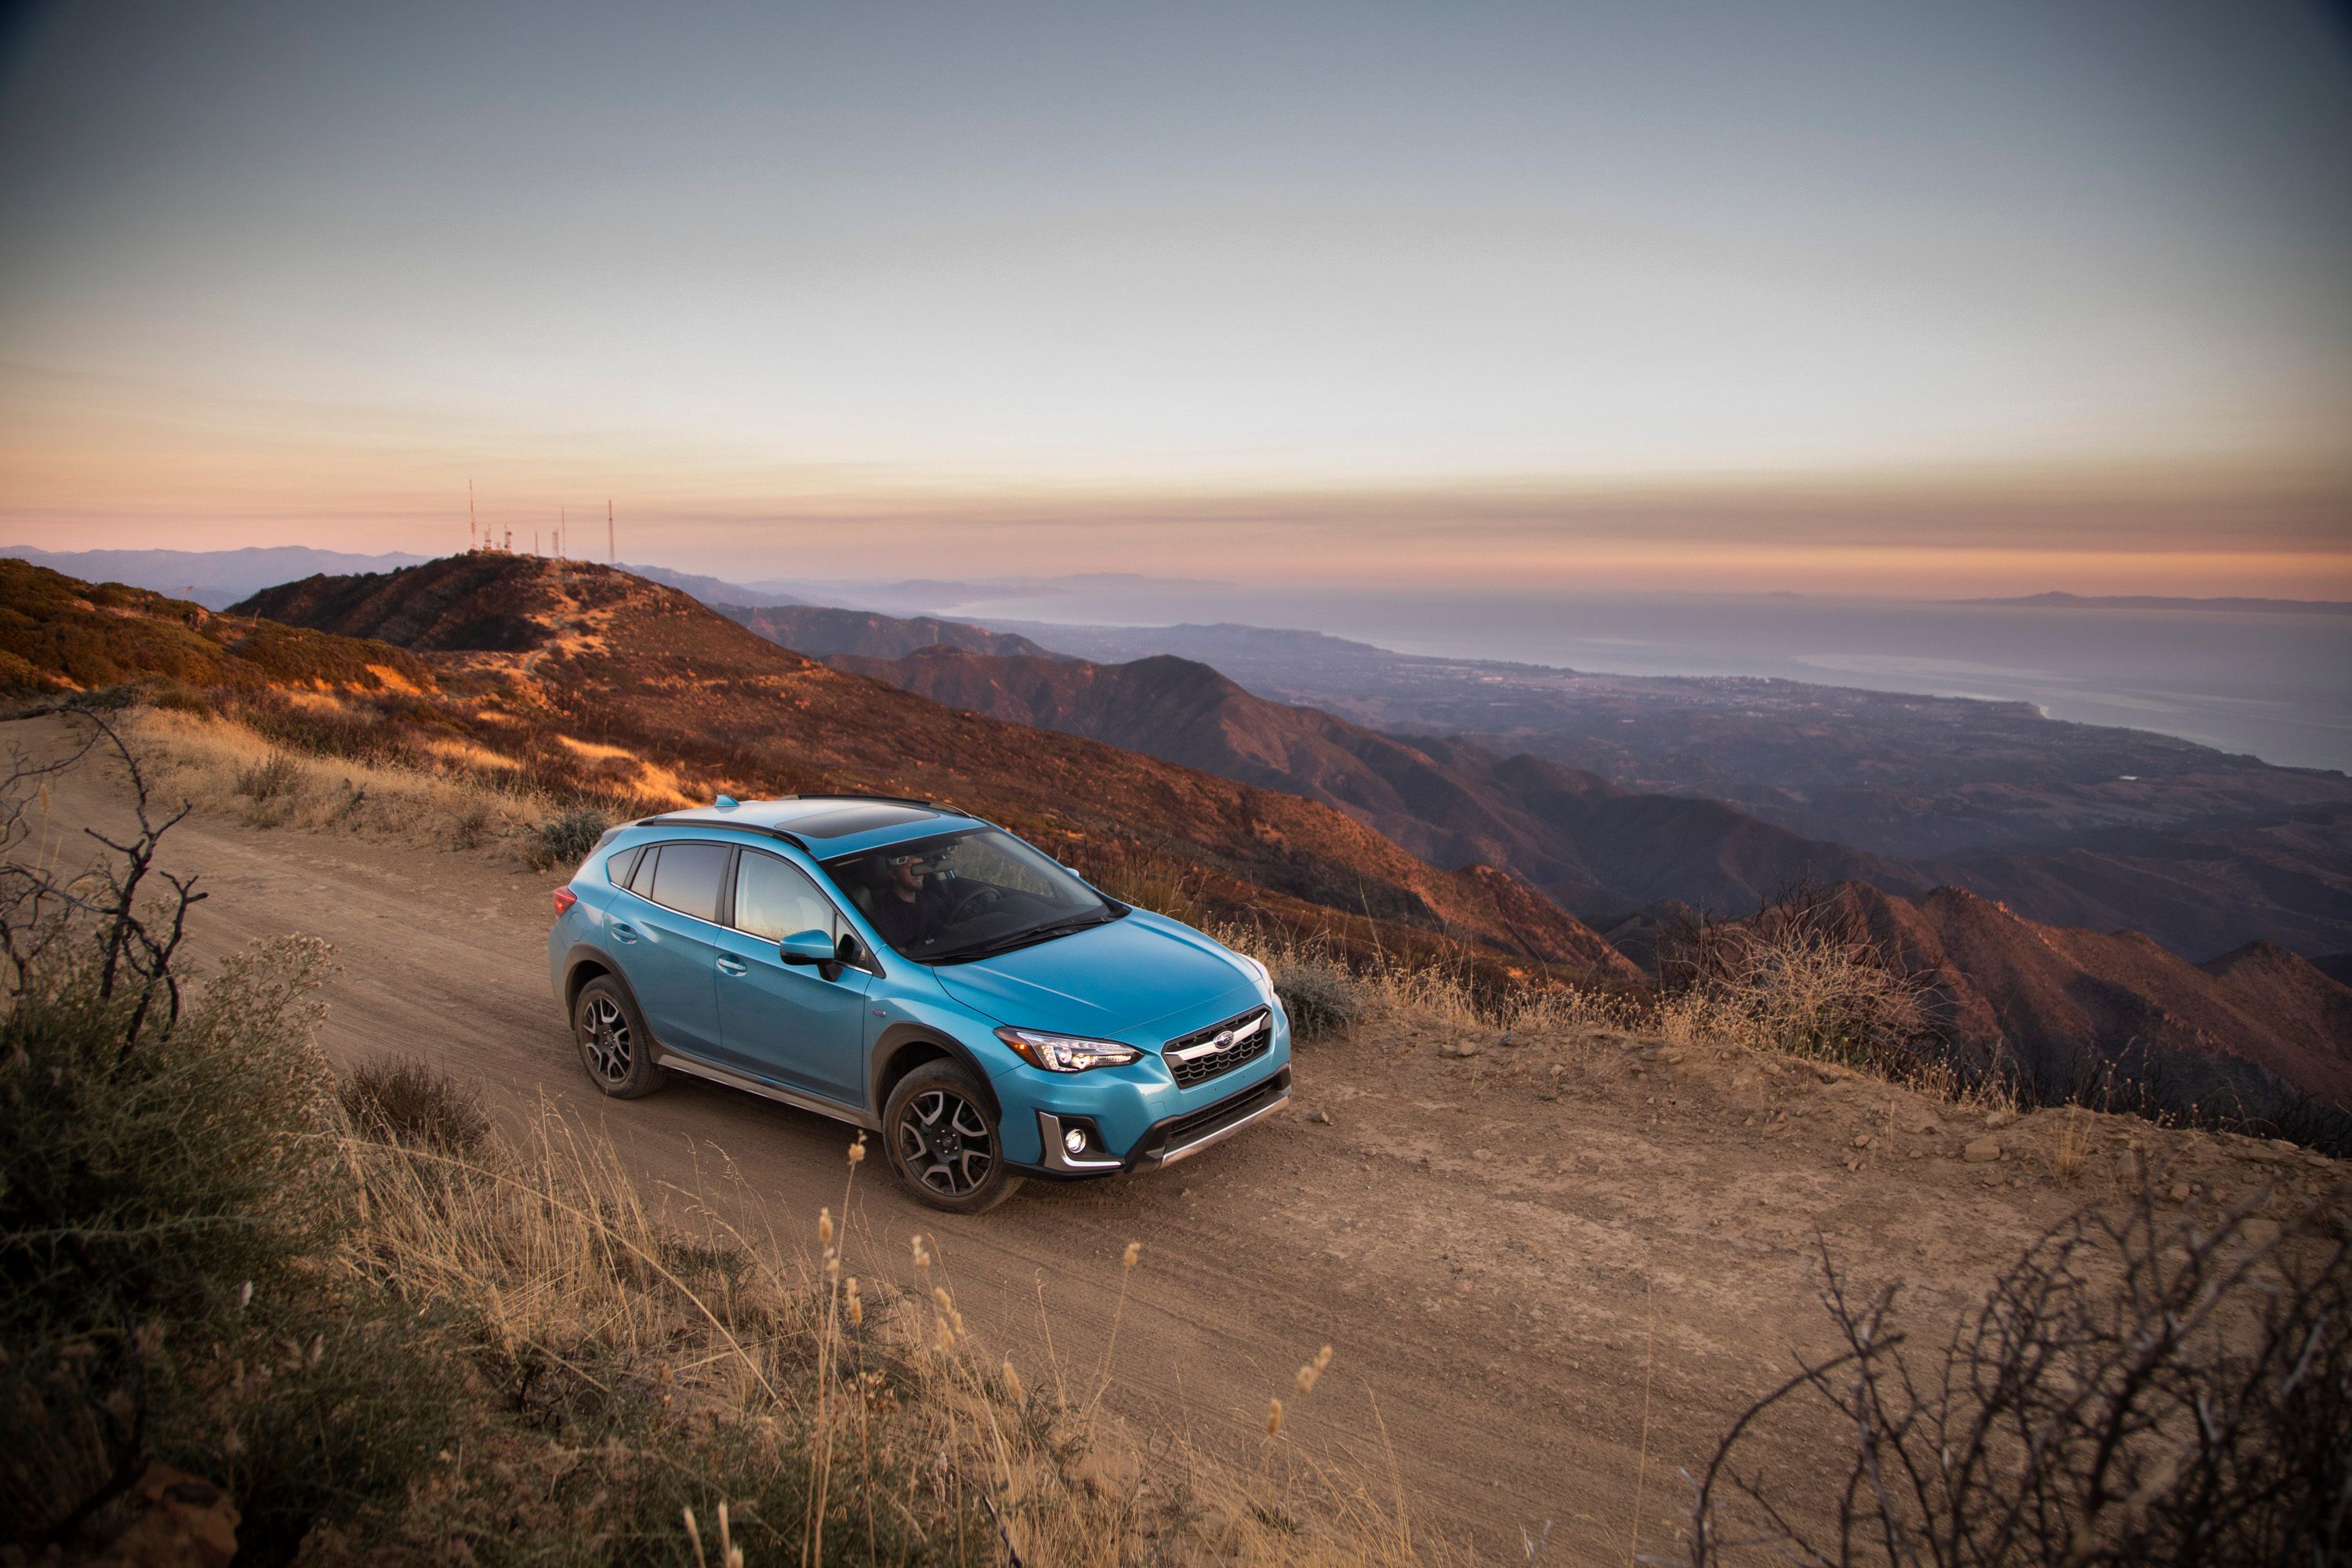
(547, 795, 1292, 1211)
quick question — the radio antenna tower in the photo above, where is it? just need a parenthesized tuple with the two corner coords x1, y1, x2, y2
(558, 505, 567, 560)
(608, 499, 615, 564)
(468, 480, 477, 552)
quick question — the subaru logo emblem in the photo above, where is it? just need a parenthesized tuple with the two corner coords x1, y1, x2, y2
(1210, 1029, 1235, 1051)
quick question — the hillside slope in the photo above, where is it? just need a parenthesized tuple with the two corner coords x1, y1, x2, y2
(1824, 881, 2352, 1111)
(235, 557, 1639, 980)
(811, 634, 2352, 1113)
(722, 603, 1058, 660)
(0, 544, 430, 608)
(830, 642, 1925, 919)
(0, 557, 435, 696)
(967, 616, 2352, 960)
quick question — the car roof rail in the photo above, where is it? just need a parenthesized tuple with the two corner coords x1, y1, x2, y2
(634, 813, 811, 852)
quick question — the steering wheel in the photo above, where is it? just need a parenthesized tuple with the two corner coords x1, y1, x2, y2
(946, 884, 1004, 924)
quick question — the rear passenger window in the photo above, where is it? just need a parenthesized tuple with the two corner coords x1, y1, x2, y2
(644, 841, 731, 923)
(734, 851, 840, 943)
(607, 845, 644, 888)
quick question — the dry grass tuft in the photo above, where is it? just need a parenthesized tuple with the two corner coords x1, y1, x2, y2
(338, 1055, 491, 1154)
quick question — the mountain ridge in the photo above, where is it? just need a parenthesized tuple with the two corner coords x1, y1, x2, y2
(230, 557, 1642, 982)
(828, 642, 1924, 922)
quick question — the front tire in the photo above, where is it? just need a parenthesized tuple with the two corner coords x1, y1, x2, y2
(572, 975, 664, 1098)
(884, 1062, 1022, 1214)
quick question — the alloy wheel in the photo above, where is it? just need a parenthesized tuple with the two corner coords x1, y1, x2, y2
(581, 995, 632, 1084)
(898, 1088, 996, 1197)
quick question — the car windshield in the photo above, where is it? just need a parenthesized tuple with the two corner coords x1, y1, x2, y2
(819, 826, 1120, 963)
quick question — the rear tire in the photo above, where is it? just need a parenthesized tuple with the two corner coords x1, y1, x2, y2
(884, 1062, 1022, 1214)
(572, 975, 664, 1098)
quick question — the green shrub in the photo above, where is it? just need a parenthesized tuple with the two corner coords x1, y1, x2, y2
(532, 807, 609, 870)
(0, 937, 343, 1539)
(339, 1056, 489, 1153)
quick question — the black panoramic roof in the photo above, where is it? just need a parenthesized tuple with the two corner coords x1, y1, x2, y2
(782, 802, 943, 838)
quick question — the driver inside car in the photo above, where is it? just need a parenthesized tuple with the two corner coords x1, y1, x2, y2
(866, 849, 960, 952)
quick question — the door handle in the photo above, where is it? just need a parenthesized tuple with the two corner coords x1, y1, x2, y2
(611, 923, 640, 944)
(716, 956, 749, 976)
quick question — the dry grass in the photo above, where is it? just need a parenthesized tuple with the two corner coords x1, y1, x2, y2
(1214, 921, 1637, 1040)
(338, 1091, 1448, 1566)
(129, 707, 581, 864)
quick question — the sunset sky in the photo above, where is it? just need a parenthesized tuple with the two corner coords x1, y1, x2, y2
(2, 0, 2347, 595)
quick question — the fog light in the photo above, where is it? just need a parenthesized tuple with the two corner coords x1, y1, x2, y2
(1062, 1127, 1089, 1156)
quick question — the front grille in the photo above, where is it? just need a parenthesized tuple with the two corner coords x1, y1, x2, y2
(1143, 1068, 1290, 1156)
(1163, 1004, 1272, 1088)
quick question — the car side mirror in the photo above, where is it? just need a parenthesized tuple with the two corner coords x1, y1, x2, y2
(834, 931, 873, 972)
(779, 928, 842, 980)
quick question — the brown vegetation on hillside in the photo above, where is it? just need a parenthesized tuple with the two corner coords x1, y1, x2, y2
(826, 638, 2352, 1122)
(233, 556, 1640, 981)
(826, 641, 1916, 920)
(0, 558, 432, 698)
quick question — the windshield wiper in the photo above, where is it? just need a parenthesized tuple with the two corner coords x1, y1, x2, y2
(925, 909, 1120, 965)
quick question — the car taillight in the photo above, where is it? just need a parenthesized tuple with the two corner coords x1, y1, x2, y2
(553, 886, 579, 916)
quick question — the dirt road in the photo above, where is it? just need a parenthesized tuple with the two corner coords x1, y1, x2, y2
(27, 722, 2343, 1563)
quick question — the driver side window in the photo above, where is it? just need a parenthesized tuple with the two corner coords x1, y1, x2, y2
(734, 851, 841, 945)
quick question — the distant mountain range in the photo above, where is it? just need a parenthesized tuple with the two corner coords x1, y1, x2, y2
(967, 618, 2352, 960)
(1955, 591, 2352, 615)
(717, 604, 1060, 661)
(826, 642, 1918, 922)
(615, 563, 808, 608)
(0, 545, 429, 608)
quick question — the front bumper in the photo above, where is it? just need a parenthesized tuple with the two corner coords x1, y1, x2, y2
(1018, 1067, 1292, 1179)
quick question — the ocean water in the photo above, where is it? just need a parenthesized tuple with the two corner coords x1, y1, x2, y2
(944, 586, 2352, 774)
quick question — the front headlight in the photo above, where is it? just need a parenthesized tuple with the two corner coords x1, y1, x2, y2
(995, 1025, 1142, 1073)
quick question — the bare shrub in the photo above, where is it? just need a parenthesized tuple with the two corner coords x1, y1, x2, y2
(233, 750, 302, 804)
(1272, 949, 1367, 1044)
(1661, 883, 1941, 1080)
(1679, 1189, 2352, 1567)
(340, 1055, 489, 1153)
(448, 797, 493, 851)
(530, 806, 609, 871)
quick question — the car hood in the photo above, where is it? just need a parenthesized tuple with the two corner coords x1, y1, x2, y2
(931, 913, 1260, 1038)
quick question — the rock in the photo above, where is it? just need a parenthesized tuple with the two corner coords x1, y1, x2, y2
(1472, 1147, 1491, 1161)
(1309, 1109, 1333, 1126)
(1983, 1109, 2016, 1131)
(1852, 1134, 1872, 1149)
(1498, 1030, 1518, 1048)
(2239, 1217, 2285, 1250)
(90, 1465, 239, 1568)
(2168, 1181, 2192, 1203)
(1657, 1047, 1685, 1065)
(1962, 1137, 2003, 1163)
(1440, 1039, 1483, 1058)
